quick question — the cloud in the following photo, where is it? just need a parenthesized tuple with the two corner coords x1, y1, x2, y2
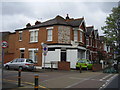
(1, 2, 118, 35)
(2, 14, 35, 32)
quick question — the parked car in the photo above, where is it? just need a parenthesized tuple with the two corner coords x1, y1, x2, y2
(76, 59, 93, 70)
(4, 58, 35, 71)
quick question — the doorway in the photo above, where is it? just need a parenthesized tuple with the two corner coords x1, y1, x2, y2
(61, 49, 66, 62)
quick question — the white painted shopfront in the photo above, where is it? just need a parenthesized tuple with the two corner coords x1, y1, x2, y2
(42, 45, 86, 69)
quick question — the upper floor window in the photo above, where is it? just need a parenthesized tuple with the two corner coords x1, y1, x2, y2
(74, 30, 78, 41)
(29, 30, 38, 43)
(86, 39, 89, 46)
(80, 31, 83, 42)
(47, 29, 53, 41)
(19, 31, 22, 41)
(90, 38, 92, 46)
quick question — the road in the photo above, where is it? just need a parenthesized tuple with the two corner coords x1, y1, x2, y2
(100, 74, 120, 89)
(2, 69, 119, 89)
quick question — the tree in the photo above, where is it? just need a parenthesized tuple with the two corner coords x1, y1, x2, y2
(101, 4, 120, 55)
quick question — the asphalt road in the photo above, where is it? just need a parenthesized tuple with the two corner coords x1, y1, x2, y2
(102, 74, 120, 89)
(2, 69, 119, 89)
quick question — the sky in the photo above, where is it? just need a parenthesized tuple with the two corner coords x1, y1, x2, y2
(1, 0, 119, 35)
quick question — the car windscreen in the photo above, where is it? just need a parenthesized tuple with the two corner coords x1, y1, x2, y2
(26, 59, 34, 63)
(77, 60, 86, 63)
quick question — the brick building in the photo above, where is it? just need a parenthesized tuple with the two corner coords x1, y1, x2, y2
(86, 26, 99, 63)
(0, 32, 15, 63)
(3, 15, 113, 69)
(5, 15, 87, 68)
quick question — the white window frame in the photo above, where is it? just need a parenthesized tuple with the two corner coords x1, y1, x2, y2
(29, 30, 39, 43)
(79, 29, 83, 42)
(80, 31, 83, 42)
(28, 48, 38, 63)
(86, 39, 89, 46)
(47, 29, 53, 41)
(74, 30, 78, 41)
(19, 31, 23, 41)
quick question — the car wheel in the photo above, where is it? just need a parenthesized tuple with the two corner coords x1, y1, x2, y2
(5, 65, 9, 70)
(76, 67, 80, 70)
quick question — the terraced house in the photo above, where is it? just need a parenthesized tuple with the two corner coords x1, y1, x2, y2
(86, 26, 100, 62)
(3, 15, 113, 69)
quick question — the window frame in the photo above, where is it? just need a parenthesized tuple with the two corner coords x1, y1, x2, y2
(19, 31, 23, 41)
(74, 30, 78, 41)
(29, 30, 39, 43)
(28, 48, 38, 63)
(47, 29, 53, 41)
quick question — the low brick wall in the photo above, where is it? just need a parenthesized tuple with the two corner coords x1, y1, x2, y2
(92, 64, 102, 72)
(58, 61, 70, 71)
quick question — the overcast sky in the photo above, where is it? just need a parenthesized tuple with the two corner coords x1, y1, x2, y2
(1, 1, 119, 35)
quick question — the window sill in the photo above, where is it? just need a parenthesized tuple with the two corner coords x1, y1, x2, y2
(29, 41, 38, 43)
(19, 40, 22, 42)
(47, 40, 53, 42)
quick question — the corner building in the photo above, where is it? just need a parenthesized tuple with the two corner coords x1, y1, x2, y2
(14, 15, 87, 69)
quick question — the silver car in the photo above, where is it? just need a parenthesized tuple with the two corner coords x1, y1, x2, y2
(4, 58, 35, 71)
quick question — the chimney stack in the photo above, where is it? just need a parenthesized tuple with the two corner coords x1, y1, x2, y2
(66, 14, 70, 20)
(35, 21, 41, 25)
(26, 23, 31, 28)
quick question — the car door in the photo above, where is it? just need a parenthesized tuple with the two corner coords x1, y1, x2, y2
(9, 59, 18, 69)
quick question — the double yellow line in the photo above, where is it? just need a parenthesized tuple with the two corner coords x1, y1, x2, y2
(3, 79, 50, 90)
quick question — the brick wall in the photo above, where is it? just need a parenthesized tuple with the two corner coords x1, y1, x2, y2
(92, 64, 102, 72)
(4, 53, 14, 63)
(58, 61, 70, 71)
(14, 26, 60, 66)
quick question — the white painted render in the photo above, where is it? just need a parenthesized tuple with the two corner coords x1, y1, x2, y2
(42, 45, 86, 69)
(67, 49, 78, 68)
(48, 45, 86, 50)
(42, 49, 61, 68)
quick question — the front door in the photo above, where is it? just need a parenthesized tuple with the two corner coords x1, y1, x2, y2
(61, 50, 66, 62)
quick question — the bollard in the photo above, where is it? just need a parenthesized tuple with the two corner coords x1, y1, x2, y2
(34, 74, 39, 90)
(79, 65, 82, 73)
(18, 68, 22, 87)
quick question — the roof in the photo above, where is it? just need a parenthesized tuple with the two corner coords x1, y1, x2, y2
(67, 18, 83, 27)
(86, 26, 94, 36)
(15, 15, 84, 31)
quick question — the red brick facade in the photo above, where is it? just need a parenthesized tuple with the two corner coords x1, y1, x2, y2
(3, 15, 113, 68)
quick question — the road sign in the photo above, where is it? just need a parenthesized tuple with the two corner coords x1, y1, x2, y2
(41, 43, 48, 56)
(2, 41, 8, 48)
(43, 46, 48, 56)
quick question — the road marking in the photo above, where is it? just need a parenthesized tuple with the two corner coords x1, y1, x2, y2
(99, 74, 118, 90)
(3, 79, 49, 89)
(99, 74, 113, 82)
(102, 74, 112, 80)
(65, 73, 104, 88)
(65, 79, 88, 88)
(42, 73, 76, 82)
(69, 77, 84, 80)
